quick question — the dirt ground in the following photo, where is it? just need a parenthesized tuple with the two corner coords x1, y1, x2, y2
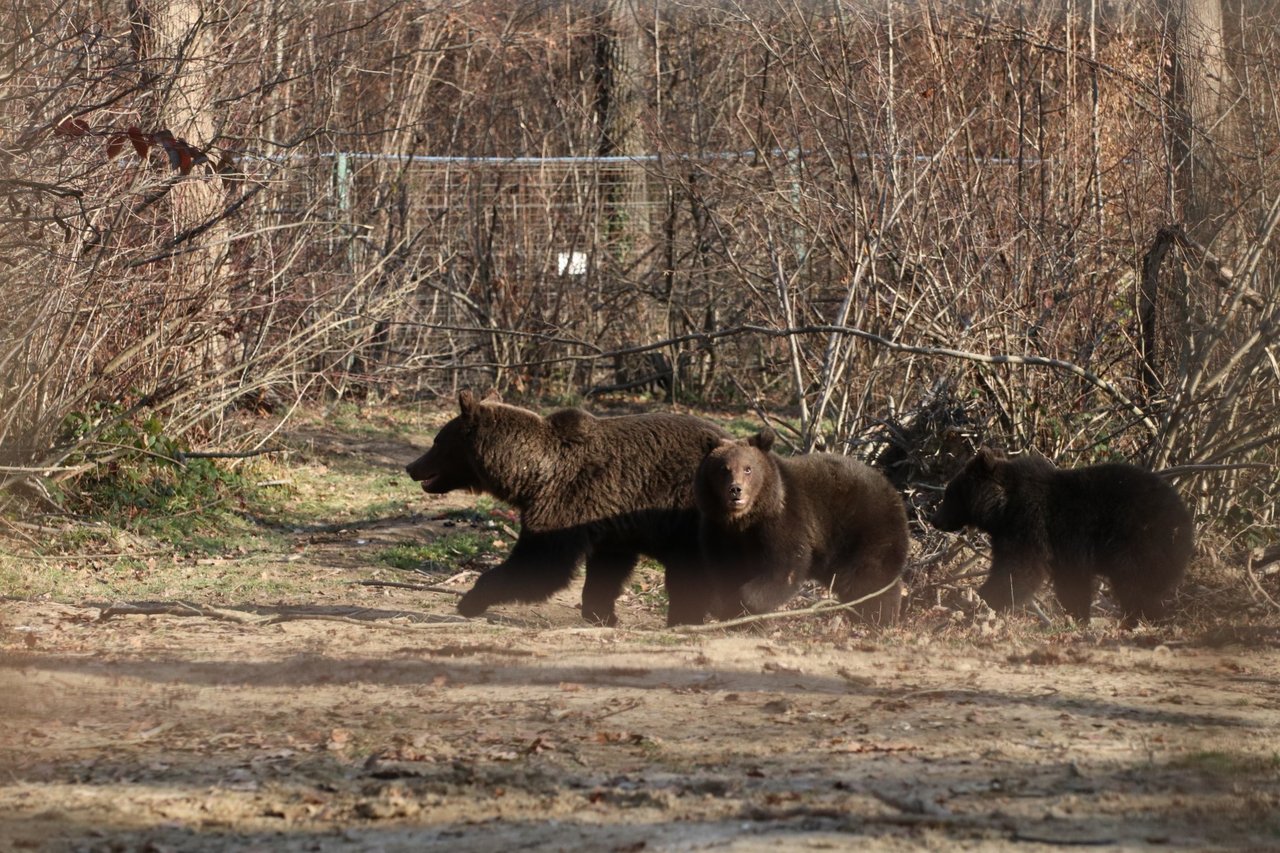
(2, 416, 1279, 851)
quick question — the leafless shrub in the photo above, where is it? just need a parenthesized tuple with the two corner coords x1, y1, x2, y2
(1, 0, 1275, 577)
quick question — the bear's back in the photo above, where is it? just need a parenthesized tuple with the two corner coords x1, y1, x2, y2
(776, 452, 904, 529)
(526, 410, 726, 527)
(1044, 462, 1193, 556)
(1049, 463, 1189, 522)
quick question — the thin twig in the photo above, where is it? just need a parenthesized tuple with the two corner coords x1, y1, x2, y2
(673, 574, 903, 633)
(1244, 552, 1280, 613)
(176, 446, 286, 461)
(1156, 462, 1272, 480)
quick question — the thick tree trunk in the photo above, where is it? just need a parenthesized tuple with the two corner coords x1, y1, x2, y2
(129, 0, 235, 380)
(1142, 0, 1230, 399)
(593, 0, 651, 265)
(1166, 0, 1228, 238)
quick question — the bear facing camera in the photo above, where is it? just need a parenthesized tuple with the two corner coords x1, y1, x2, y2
(931, 447, 1194, 628)
(694, 426, 908, 625)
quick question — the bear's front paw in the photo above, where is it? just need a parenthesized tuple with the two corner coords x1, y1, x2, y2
(457, 590, 490, 618)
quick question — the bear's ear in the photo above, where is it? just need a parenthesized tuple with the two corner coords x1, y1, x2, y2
(974, 446, 1003, 469)
(548, 407, 594, 442)
(458, 389, 477, 416)
(748, 427, 776, 452)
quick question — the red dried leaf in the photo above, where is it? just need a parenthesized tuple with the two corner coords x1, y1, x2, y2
(127, 127, 149, 158)
(106, 135, 126, 159)
(54, 118, 90, 137)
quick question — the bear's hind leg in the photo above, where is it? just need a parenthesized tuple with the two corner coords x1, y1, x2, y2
(457, 531, 586, 617)
(581, 549, 640, 626)
(1050, 569, 1094, 625)
(831, 568, 902, 626)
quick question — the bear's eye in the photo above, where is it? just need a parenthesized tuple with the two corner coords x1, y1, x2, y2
(743, 466, 752, 476)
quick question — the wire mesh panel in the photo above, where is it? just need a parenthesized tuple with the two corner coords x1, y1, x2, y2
(322, 152, 713, 396)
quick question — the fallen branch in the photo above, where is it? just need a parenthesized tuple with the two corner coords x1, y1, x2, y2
(92, 599, 474, 630)
(96, 600, 264, 624)
(354, 579, 464, 596)
(673, 574, 903, 633)
(260, 613, 470, 629)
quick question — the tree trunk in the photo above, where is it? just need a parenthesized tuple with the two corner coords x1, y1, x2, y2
(129, 0, 235, 382)
(592, 0, 651, 269)
(1166, 0, 1228, 238)
(1142, 0, 1229, 400)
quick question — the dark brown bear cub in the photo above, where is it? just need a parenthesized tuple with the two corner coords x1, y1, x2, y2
(694, 428, 908, 625)
(930, 448, 1194, 627)
(405, 390, 728, 626)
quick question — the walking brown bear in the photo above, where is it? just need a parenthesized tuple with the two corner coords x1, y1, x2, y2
(930, 448, 1194, 627)
(694, 428, 908, 625)
(404, 390, 728, 626)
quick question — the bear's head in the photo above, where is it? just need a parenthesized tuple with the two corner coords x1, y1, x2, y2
(929, 446, 1010, 532)
(695, 427, 779, 523)
(405, 389, 503, 494)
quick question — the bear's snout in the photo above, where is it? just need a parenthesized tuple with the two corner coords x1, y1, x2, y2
(405, 450, 448, 493)
(405, 454, 431, 482)
(723, 480, 750, 510)
(929, 502, 962, 532)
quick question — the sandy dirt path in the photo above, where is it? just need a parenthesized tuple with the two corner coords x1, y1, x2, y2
(4, 585, 1279, 851)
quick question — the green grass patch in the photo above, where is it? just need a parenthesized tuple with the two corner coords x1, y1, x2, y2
(303, 401, 424, 442)
(378, 530, 509, 573)
(249, 451, 419, 531)
(0, 404, 431, 602)
(626, 561, 670, 612)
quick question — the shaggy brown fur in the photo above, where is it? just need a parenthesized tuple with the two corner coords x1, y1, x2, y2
(930, 448, 1195, 627)
(694, 428, 908, 625)
(405, 390, 729, 625)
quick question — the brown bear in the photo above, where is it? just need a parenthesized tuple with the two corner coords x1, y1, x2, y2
(694, 428, 909, 625)
(404, 390, 729, 626)
(930, 448, 1194, 627)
